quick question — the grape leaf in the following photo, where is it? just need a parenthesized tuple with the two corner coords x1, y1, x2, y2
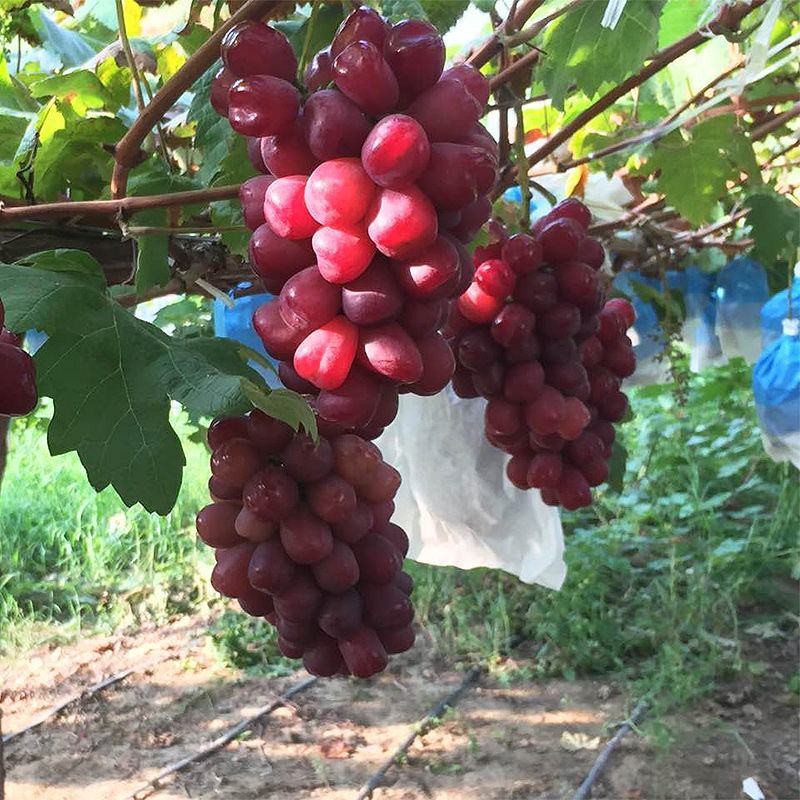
(420, 0, 469, 33)
(745, 189, 800, 266)
(188, 64, 237, 184)
(31, 8, 98, 68)
(242, 381, 318, 440)
(643, 115, 759, 225)
(540, 1, 665, 110)
(657, 0, 703, 48)
(210, 199, 249, 257)
(29, 70, 112, 112)
(0, 253, 269, 514)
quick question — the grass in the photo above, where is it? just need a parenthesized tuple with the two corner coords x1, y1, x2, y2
(1, 361, 797, 722)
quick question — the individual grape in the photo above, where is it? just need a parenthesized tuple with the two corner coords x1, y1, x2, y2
(276, 616, 317, 644)
(360, 582, 413, 628)
(252, 300, 308, 360)
(208, 476, 242, 504)
(408, 333, 455, 396)
(357, 322, 423, 383)
(278, 361, 317, 394)
(332, 434, 382, 484)
(318, 589, 363, 638)
(499, 232, 540, 275)
(598, 390, 628, 423)
(303, 633, 345, 677)
(524, 386, 566, 436)
(488, 428, 529, 455)
(398, 297, 445, 338)
(0, 345, 37, 416)
(331, 5, 388, 58)
(457, 329, 501, 371)
(578, 336, 604, 369)
(238, 586, 274, 617)
(210, 66, 234, 116)
(485, 398, 523, 437)
(457, 281, 504, 324)
(246, 410, 293, 455)
(545, 361, 588, 398)
(249, 224, 315, 289)
(304, 47, 333, 91)
(368, 384, 400, 429)
(602, 341, 636, 378)
(303, 89, 371, 161)
(392, 236, 459, 299)
(351, 533, 402, 584)
(527, 453, 563, 489)
(333, 40, 399, 116)
(354, 462, 401, 503)
(530, 431, 566, 452)
(581, 458, 609, 487)
(447, 195, 492, 243)
(221, 21, 297, 81)
(211, 438, 263, 488)
(475, 259, 516, 299)
(311, 539, 360, 592)
(394, 571, 414, 595)
(558, 397, 591, 440)
(370, 498, 395, 529)
(227, 76, 299, 137)
(196, 503, 244, 548)
(442, 63, 490, 107)
(316, 367, 383, 427)
(376, 522, 409, 557)
(538, 218, 583, 263)
(342, 259, 403, 326)
(312, 224, 376, 285)
(366, 185, 438, 260)
(565, 431, 604, 465)
(544, 197, 592, 230)
(506, 454, 533, 489)
(245, 137, 267, 174)
(555, 261, 599, 309)
(591, 419, 616, 449)
(339, 626, 388, 678)
(264, 176, 319, 240)
(243, 465, 300, 522)
(361, 115, 430, 189)
(331, 501, 374, 543)
(277, 636, 305, 658)
(272, 570, 324, 621)
(458, 121, 499, 162)
(489, 303, 535, 348)
(260, 117, 319, 178)
(377, 625, 415, 654)
(541, 338, 578, 365)
(597, 307, 627, 345)
(504, 361, 544, 403)
(211, 543, 256, 598)
(294, 316, 359, 390)
(472, 362, 505, 398)
(0, 328, 21, 347)
(417, 143, 496, 211)
(504, 335, 542, 365)
(576, 314, 600, 342)
(537, 302, 581, 340)
(235, 507, 277, 542)
(207, 415, 249, 450)
(588, 367, 621, 405)
(281, 433, 334, 483)
(576, 236, 605, 271)
(279, 266, 341, 332)
(408, 78, 481, 143)
(557, 466, 592, 510)
(515, 271, 558, 314)
(305, 158, 376, 227)
(604, 298, 636, 329)
(540, 487, 560, 506)
(239, 175, 272, 231)
(280, 506, 334, 564)
(248, 538, 296, 594)
(384, 18, 444, 104)
(307, 475, 357, 524)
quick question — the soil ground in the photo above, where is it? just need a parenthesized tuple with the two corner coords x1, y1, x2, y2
(1, 612, 798, 800)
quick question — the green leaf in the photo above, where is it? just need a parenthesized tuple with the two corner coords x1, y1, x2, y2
(657, 0, 703, 48)
(132, 209, 171, 293)
(31, 8, 99, 68)
(540, 1, 665, 110)
(29, 69, 112, 112)
(607, 441, 628, 494)
(96, 56, 132, 111)
(15, 248, 107, 284)
(379, 0, 426, 23)
(241, 381, 317, 440)
(210, 199, 249, 257)
(420, 0, 469, 33)
(0, 255, 266, 514)
(188, 64, 237, 184)
(745, 189, 800, 265)
(643, 115, 759, 225)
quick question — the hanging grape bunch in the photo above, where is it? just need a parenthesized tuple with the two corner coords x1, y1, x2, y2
(198, 410, 414, 677)
(0, 298, 38, 418)
(212, 6, 497, 437)
(446, 200, 636, 510)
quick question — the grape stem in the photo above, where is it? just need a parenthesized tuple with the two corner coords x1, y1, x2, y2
(110, 0, 283, 200)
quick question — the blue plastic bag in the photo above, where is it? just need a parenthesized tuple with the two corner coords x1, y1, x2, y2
(612, 271, 670, 384)
(502, 186, 539, 221)
(761, 264, 800, 348)
(682, 266, 725, 372)
(214, 283, 280, 387)
(753, 318, 800, 469)
(715, 256, 769, 364)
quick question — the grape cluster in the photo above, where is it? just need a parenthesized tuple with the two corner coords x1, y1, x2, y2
(197, 410, 414, 678)
(0, 299, 37, 418)
(212, 7, 498, 436)
(445, 199, 636, 510)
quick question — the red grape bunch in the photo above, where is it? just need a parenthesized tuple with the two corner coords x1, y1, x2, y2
(0, 298, 38, 418)
(445, 198, 637, 510)
(211, 6, 499, 437)
(197, 409, 415, 678)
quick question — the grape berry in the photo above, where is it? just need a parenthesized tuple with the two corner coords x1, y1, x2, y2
(0, 298, 38, 418)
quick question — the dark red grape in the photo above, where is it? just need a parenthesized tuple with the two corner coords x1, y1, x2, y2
(351, 533, 402, 583)
(316, 367, 383, 427)
(407, 78, 481, 143)
(384, 18, 444, 103)
(221, 21, 297, 81)
(196, 503, 244, 548)
(207, 416, 249, 451)
(273, 569, 323, 621)
(377, 625, 415, 654)
(248, 538, 296, 594)
(338, 626, 388, 678)
(506, 454, 533, 489)
(333, 40, 399, 116)
(235, 507, 277, 542)
(303, 633, 345, 677)
(504, 361, 544, 403)
(357, 322, 423, 384)
(304, 47, 333, 91)
(331, 501, 374, 543)
(361, 114, 430, 189)
(318, 589, 363, 638)
(211, 438, 263, 488)
(227, 75, 299, 137)
(527, 453, 563, 489)
(331, 6, 388, 58)
(281, 433, 334, 483)
(360, 582, 413, 628)
(243, 465, 300, 522)
(524, 386, 565, 436)
(211, 542, 256, 598)
(312, 539, 360, 592)
(303, 89, 371, 161)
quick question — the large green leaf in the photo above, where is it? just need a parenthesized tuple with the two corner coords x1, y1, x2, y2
(643, 115, 760, 225)
(0, 253, 273, 514)
(745, 189, 800, 268)
(31, 9, 99, 68)
(540, 1, 666, 110)
(30, 70, 112, 112)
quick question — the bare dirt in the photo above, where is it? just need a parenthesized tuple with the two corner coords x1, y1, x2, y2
(1, 612, 797, 800)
